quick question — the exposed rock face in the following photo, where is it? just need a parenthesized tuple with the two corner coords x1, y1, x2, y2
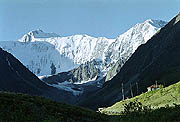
(105, 59, 125, 81)
(71, 60, 100, 82)
(42, 60, 101, 84)
(79, 13, 180, 110)
(41, 60, 103, 98)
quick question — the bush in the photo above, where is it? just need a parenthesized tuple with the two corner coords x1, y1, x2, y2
(118, 102, 180, 122)
(123, 101, 151, 114)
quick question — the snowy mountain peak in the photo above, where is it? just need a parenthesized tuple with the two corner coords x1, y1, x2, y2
(69, 34, 93, 40)
(174, 12, 180, 25)
(0, 19, 167, 77)
(19, 29, 60, 42)
(144, 19, 167, 28)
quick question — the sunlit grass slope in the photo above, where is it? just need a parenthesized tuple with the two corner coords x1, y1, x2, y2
(102, 81, 180, 114)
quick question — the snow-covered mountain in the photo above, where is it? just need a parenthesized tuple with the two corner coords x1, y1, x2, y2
(0, 19, 167, 80)
(20, 29, 60, 42)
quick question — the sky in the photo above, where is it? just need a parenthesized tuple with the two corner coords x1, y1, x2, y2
(0, 0, 179, 41)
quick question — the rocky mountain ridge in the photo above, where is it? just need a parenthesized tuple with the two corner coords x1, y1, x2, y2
(0, 19, 167, 84)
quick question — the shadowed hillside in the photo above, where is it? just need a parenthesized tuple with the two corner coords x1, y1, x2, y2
(0, 92, 108, 122)
(0, 48, 77, 104)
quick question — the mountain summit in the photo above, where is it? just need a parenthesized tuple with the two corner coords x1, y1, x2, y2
(144, 19, 167, 28)
(19, 29, 60, 42)
(0, 19, 167, 78)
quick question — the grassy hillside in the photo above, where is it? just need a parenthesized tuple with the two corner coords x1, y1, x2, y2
(0, 92, 108, 122)
(1, 89, 180, 122)
(115, 104, 180, 122)
(101, 81, 180, 114)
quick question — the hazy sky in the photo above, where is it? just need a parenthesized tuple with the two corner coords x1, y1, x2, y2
(0, 0, 179, 41)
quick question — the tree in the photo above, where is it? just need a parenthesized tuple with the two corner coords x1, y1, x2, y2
(122, 82, 125, 100)
(130, 83, 133, 98)
(123, 101, 151, 114)
(136, 82, 139, 95)
(50, 63, 56, 75)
